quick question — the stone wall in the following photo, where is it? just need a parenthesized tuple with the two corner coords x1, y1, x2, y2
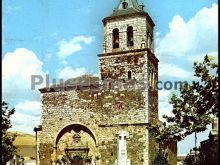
(99, 51, 147, 81)
(147, 53, 160, 164)
(39, 89, 148, 129)
(37, 88, 156, 165)
(97, 126, 149, 164)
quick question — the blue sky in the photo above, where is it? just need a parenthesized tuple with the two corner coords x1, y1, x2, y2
(2, 0, 218, 155)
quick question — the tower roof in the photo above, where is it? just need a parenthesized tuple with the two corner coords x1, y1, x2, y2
(117, 0, 143, 11)
(112, 0, 144, 17)
(103, 0, 155, 27)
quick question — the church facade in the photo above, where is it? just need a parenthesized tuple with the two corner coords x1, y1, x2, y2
(35, 0, 176, 164)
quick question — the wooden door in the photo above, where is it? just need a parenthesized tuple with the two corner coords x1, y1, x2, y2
(71, 160, 83, 165)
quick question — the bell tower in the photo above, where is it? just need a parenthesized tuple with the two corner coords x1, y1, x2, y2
(98, 1, 160, 163)
(98, 0, 158, 86)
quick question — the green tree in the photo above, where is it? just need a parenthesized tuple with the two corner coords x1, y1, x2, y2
(147, 55, 218, 161)
(153, 148, 169, 165)
(149, 55, 218, 141)
(184, 150, 200, 165)
(166, 55, 217, 145)
(1, 102, 16, 165)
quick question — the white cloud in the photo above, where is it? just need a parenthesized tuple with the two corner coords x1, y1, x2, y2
(159, 104, 173, 122)
(156, 3, 218, 59)
(58, 35, 94, 58)
(2, 48, 47, 102)
(2, 48, 46, 134)
(58, 66, 87, 80)
(10, 100, 42, 134)
(3, 48, 44, 79)
(156, 4, 218, 153)
(14, 100, 42, 117)
(158, 90, 173, 121)
(159, 90, 171, 101)
(188, 51, 218, 63)
(61, 60, 68, 65)
(159, 63, 193, 79)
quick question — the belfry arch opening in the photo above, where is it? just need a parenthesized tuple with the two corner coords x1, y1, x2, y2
(128, 71, 132, 79)
(122, 2, 128, 9)
(113, 28, 119, 49)
(127, 26, 134, 47)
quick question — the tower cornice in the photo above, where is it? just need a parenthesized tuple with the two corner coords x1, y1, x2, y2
(102, 11, 155, 27)
(98, 48, 158, 61)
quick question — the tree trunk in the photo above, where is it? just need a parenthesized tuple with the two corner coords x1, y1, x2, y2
(195, 132, 197, 149)
(195, 132, 198, 162)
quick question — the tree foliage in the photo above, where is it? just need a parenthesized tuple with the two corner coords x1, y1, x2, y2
(184, 140, 218, 165)
(147, 54, 218, 144)
(153, 149, 169, 165)
(184, 152, 200, 165)
(1, 101, 16, 165)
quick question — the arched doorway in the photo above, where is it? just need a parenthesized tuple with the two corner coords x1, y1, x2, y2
(54, 124, 98, 165)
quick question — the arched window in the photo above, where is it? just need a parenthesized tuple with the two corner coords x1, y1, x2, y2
(113, 28, 119, 49)
(127, 26, 134, 47)
(128, 71, 132, 79)
(122, 2, 128, 9)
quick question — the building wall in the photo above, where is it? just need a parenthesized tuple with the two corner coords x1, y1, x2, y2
(37, 88, 157, 165)
(37, 17, 161, 165)
(99, 51, 147, 82)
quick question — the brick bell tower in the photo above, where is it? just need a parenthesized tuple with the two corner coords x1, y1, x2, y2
(98, 0, 160, 164)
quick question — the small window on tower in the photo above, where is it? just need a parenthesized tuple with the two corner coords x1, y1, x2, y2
(101, 74, 104, 80)
(134, 56, 139, 64)
(113, 28, 119, 49)
(128, 71, 132, 79)
(127, 56, 131, 64)
(127, 26, 134, 47)
(122, 2, 128, 9)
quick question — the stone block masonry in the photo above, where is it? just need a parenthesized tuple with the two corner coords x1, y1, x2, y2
(37, 87, 159, 165)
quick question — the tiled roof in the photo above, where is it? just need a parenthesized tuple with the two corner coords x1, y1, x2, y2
(110, 8, 143, 17)
(39, 75, 101, 93)
(103, 0, 155, 27)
